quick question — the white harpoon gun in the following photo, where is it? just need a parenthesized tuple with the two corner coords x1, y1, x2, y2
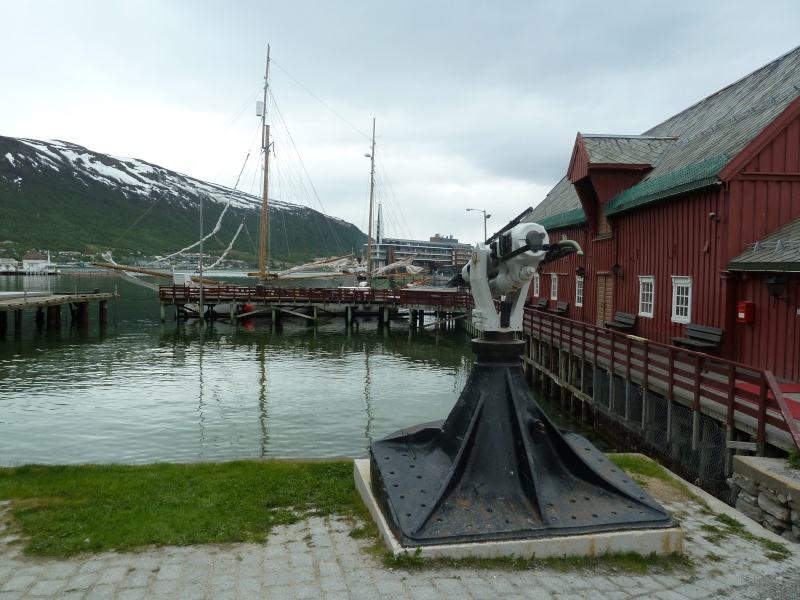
(454, 222, 583, 333)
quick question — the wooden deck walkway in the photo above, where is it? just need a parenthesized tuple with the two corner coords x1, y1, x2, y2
(523, 310, 800, 454)
(0, 291, 116, 332)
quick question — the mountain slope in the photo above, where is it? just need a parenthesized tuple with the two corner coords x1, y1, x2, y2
(0, 136, 366, 264)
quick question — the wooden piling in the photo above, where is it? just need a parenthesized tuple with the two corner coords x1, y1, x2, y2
(47, 305, 60, 329)
(77, 302, 90, 327)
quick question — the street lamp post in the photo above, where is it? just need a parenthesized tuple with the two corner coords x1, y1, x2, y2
(466, 208, 491, 242)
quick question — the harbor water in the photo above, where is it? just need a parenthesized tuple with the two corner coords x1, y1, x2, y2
(0, 271, 602, 466)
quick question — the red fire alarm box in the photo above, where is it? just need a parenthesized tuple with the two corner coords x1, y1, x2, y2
(738, 301, 755, 323)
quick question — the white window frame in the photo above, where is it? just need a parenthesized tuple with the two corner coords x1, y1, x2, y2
(550, 274, 558, 301)
(575, 275, 584, 307)
(671, 276, 692, 324)
(533, 273, 540, 297)
(638, 276, 654, 318)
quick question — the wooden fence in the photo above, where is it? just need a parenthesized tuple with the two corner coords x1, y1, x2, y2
(523, 310, 800, 454)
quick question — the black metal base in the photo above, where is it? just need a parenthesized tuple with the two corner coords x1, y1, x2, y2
(369, 334, 677, 546)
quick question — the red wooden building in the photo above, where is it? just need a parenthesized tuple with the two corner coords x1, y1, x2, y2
(527, 45, 800, 382)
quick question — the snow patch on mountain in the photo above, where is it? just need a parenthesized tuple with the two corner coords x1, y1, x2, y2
(2, 136, 354, 229)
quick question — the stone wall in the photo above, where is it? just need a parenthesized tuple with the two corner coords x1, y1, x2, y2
(728, 456, 799, 544)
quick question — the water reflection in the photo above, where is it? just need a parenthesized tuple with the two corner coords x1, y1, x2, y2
(0, 272, 592, 465)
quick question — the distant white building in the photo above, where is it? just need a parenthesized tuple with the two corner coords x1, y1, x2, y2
(0, 256, 16, 274)
(366, 234, 473, 274)
(19, 250, 59, 275)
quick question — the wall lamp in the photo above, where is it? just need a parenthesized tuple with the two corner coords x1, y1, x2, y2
(536, 265, 544, 275)
(766, 275, 790, 306)
(611, 261, 624, 279)
(575, 266, 586, 277)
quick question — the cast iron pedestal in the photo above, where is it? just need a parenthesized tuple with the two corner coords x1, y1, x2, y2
(369, 332, 676, 547)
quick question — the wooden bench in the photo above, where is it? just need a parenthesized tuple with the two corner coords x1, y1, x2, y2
(533, 297, 548, 310)
(548, 301, 569, 315)
(669, 324, 723, 353)
(604, 311, 636, 331)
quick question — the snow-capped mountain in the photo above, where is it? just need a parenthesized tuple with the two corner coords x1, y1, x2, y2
(0, 136, 365, 262)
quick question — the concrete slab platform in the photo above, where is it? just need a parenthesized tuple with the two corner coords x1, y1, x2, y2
(353, 458, 685, 559)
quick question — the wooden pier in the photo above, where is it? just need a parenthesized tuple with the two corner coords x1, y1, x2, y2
(519, 309, 800, 488)
(158, 285, 472, 328)
(0, 291, 117, 335)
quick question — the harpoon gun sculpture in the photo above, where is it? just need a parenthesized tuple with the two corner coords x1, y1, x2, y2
(369, 221, 677, 547)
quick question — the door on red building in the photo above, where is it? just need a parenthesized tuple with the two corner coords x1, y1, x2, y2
(596, 274, 613, 326)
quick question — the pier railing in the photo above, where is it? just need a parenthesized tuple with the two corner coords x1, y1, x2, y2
(523, 309, 800, 453)
(158, 285, 473, 308)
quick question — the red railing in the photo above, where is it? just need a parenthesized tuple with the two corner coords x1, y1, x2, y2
(158, 285, 473, 308)
(523, 309, 800, 452)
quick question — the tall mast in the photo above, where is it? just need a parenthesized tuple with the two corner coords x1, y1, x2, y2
(259, 46, 271, 277)
(199, 193, 204, 323)
(366, 117, 376, 282)
(376, 202, 382, 245)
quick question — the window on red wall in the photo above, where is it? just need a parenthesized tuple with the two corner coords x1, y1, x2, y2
(671, 276, 692, 323)
(639, 276, 654, 318)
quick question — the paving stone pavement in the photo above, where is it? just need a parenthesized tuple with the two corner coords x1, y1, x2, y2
(1, 486, 799, 599)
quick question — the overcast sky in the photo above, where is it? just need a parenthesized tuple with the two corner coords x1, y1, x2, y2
(2, 1, 799, 248)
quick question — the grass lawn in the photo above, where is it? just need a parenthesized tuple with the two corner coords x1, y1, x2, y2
(0, 460, 361, 557)
(3, 454, 766, 570)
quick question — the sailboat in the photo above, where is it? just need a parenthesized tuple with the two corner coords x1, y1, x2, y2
(98, 48, 418, 319)
(244, 47, 359, 284)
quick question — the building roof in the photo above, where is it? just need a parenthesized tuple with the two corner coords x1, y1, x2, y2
(605, 153, 729, 216)
(22, 250, 46, 260)
(529, 45, 800, 226)
(581, 135, 676, 165)
(728, 216, 800, 272)
(526, 177, 585, 228)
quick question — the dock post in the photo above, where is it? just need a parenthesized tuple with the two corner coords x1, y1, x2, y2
(14, 309, 23, 335)
(382, 306, 389, 327)
(410, 310, 417, 331)
(160, 303, 166, 323)
(0, 311, 6, 335)
(100, 300, 108, 325)
(309, 306, 318, 327)
(77, 302, 90, 327)
(47, 305, 60, 329)
(35, 308, 45, 328)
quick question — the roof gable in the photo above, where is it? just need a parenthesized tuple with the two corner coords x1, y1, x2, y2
(642, 46, 800, 182)
(531, 45, 800, 227)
